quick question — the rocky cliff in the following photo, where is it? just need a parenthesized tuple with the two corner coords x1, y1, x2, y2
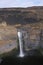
(0, 6, 43, 25)
(0, 6, 43, 54)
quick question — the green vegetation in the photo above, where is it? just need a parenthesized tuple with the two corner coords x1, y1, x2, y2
(0, 48, 17, 58)
(0, 47, 43, 59)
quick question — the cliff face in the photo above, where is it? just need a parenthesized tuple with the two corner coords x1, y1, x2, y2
(0, 6, 43, 25)
(0, 6, 43, 54)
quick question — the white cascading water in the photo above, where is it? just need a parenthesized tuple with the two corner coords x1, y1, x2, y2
(17, 31, 24, 57)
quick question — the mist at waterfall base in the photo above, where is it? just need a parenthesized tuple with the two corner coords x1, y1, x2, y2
(0, 32, 43, 65)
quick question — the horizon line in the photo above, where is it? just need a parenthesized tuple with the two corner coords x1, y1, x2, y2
(0, 5, 43, 9)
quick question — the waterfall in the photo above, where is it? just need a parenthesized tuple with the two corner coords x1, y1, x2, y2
(17, 31, 24, 57)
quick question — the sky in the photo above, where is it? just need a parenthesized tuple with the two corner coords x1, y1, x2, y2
(0, 0, 43, 8)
